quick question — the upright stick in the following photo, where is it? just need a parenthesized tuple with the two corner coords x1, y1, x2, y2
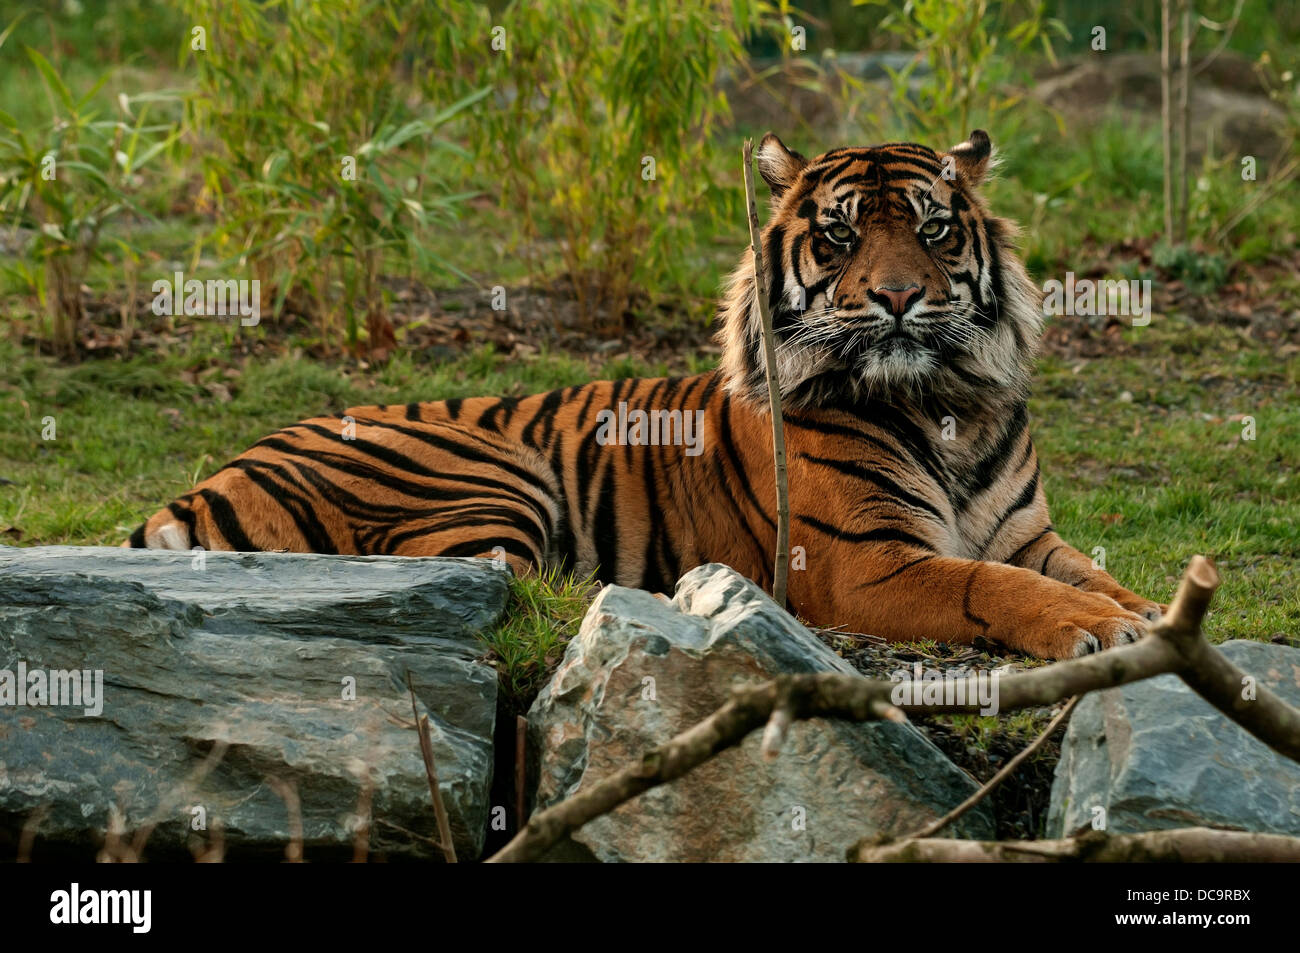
(741, 139, 790, 608)
(1161, 0, 1174, 243)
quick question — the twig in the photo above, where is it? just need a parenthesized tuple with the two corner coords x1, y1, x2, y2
(192, 818, 225, 863)
(130, 737, 230, 860)
(375, 818, 447, 849)
(852, 827, 1300, 863)
(741, 138, 790, 608)
(515, 714, 528, 831)
(486, 556, 1300, 863)
(266, 776, 303, 863)
(1211, 156, 1300, 244)
(16, 806, 48, 863)
(910, 696, 1080, 840)
(1161, 0, 1174, 242)
(407, 671, 458, 863)
(351, 767, 374, 864)
(1178, 0, 1192, 243)
(1192, 0, 1246, 77)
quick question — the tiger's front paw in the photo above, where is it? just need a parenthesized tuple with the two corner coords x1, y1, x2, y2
(1032, 591, 1151, 659)
(1120, 596, 1168, 623)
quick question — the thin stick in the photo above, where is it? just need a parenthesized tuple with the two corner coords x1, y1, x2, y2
(265, 776, 303, 863)
(1191, 0, 1246, 77)
(1161, 0, 1174, 243)
(351, 770, 373, 864)
(16, 806, 48, 863)
(853, 826, 1300, 863)
(408, 672, 458, 863)
(1178, 0, 1193, 243)
(911, 696, 1080, 840)
(741, 138, 790, 608)
(515, 714, 528, 831)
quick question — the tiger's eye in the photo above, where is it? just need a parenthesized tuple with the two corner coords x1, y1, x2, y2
(827, 224, 853, 243)
(919, 220, 949, 241)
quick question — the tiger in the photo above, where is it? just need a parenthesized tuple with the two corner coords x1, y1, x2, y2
(128, 129, 1166, 659)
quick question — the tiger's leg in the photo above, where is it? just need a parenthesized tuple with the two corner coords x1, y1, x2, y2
(1004, 528, 1166, 621)
(810, 547, 1151, 659)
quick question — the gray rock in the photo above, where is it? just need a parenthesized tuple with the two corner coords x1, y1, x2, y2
(528, 563, 993, 862)
(0, 546, 508, 860)
(1048, 639, 1300, 837)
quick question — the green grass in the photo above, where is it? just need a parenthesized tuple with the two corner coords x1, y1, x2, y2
(484, 568, 601, 711)
(1033, 316, 1300, 642)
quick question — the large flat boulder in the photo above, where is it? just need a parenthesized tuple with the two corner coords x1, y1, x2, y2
(1048, 639, 1300, 837)
(528, 563, 993, 862)
(0, 546, 508, 860)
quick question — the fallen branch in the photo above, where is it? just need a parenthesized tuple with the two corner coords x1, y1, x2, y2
(851, 827, 1300, 863)
(487, 556, 1300, 863)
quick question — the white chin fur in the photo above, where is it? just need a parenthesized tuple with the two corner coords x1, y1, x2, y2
(854, 347, 939, 394)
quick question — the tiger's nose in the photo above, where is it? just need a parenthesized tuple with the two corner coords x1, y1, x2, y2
(872, 284, 924, 317)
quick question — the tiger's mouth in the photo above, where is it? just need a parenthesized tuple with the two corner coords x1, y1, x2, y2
(848, 328, 942, 390)
(877, 329, 923, 348)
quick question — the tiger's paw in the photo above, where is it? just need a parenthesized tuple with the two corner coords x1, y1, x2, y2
(1030, 592, 1151, 659)
(1124, 598, 1168, 623)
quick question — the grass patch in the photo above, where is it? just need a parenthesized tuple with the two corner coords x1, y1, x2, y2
(479, 568, 601, 712)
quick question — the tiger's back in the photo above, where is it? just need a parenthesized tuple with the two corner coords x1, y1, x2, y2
(131, 372, 780, 595)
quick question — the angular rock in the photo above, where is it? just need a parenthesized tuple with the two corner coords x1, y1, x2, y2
(529, 563, 993, 862)
(1048, 639, 1300, 838)
(0, 546, 508, 860)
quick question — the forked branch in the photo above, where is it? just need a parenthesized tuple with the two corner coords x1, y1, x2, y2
(487, 556, 1300, 863)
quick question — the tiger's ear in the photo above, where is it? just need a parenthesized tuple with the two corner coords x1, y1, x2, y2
(945, 129, 993, 186)
(756, 133, 807, 198)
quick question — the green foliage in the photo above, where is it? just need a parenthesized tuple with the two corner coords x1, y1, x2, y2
(184, 0, 487, 351)
(1152, 242, 1229, 294)
(837, 0, 1066, 145)
(480, 568, 600, 707)
(0, 20, 180, 356)
(471, 0, 766, 328)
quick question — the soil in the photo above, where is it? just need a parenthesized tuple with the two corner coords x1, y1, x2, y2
(24, 239, 1300, 376)
(818, 632, 1063, 840)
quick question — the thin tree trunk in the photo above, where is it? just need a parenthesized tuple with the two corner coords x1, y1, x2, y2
(1178, 0, 1193, 243)
(1161, 0, 1174, 244)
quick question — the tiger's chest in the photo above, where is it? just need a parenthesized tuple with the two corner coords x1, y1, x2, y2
(809, 406, 1035, 562)
(923, 414, 1038, 560)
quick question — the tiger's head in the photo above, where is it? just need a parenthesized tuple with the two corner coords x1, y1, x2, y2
(719, 130, 1041, 412)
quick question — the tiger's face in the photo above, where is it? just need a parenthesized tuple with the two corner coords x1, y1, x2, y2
(720, 130, 1041, 411)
